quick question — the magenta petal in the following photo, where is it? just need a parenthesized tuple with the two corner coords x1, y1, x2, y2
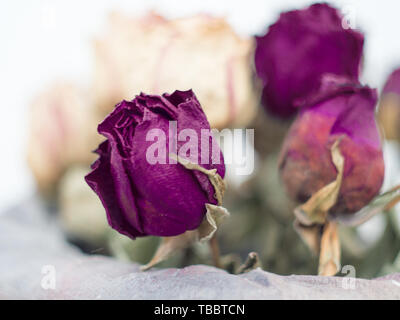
(85, 141, 145, 239)
(382, 68, 400, 96)
(330, 87, 380, 149)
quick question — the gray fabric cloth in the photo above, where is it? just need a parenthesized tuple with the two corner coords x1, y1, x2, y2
(1, 197, 400, 300)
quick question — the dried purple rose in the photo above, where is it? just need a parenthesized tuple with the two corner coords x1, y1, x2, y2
(255, 3, 364, 118)
(279, 77, 384, 215)
(85, 90, 226, 239)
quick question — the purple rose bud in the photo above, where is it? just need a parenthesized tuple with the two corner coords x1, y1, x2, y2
(279, 78, 384, 214)
(255, 3, 364, 118)
(382, 68, 400, 96)
(378, 68, 400, 140)
(85, 90, 225, 239)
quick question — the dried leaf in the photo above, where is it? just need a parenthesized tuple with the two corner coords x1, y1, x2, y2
(292, 138, 344, 276)
(141, 204, 230, 271)
(318, 222, 341, 276)
(141, 231, 197, 271)
(294, 138, 344, 225)
(198, 204, 230, 242)
(293, 220, 322, 255)
(332, 184, 400, 227)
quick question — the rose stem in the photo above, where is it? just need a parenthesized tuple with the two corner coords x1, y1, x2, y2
(209, 234, 222, 268)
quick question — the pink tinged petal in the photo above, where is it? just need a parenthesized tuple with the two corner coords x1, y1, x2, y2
(382, 68, 400, 96)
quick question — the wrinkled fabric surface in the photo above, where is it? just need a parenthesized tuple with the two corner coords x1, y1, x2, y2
(85, 90, 225, 238)
(1, 197, 400, 300)
(279, 79, 384, 214)
(255, 3, 364, 118)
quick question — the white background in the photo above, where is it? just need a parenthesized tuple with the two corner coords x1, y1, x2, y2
(1, 0, 400, 212)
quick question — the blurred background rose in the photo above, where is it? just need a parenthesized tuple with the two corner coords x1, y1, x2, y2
(2, 0, 400, 278)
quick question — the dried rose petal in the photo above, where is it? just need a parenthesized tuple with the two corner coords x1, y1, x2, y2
(382, 68, 400, 96)
(85, 90, 225, 238)
(255, 3, 364, 118)
(279, 78, 384, 214)
(378, 68, 400, 140)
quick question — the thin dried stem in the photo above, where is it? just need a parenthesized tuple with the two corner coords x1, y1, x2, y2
(209, 234, 221, 268)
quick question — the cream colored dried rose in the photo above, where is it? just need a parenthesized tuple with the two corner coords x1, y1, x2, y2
(93, 12, 258, 129)
(27, 82, 102, 195)
(59, 166, 109, 244)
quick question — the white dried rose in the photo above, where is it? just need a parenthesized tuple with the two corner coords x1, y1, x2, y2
(93, 12, 259, 129)
(59, 166, 109, 244)
(27, 83, 102, 195)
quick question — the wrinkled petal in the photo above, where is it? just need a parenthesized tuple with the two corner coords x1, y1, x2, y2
(85, 141, 145, 239)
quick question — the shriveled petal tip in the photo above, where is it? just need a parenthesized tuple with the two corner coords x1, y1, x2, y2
(197, 204, 230, 242)
(255, 3, 364, 118)
(382, 68, 400, 96)
(300, 75, 378, 112)
(136, 89, 197, 107)
(98, 89, 198, 138)
(163, 89, 196, 105)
